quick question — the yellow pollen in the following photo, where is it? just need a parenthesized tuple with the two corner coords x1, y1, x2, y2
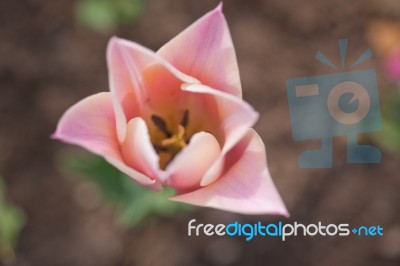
(160, 125, 187, 152)
(150, 111, 190, 169)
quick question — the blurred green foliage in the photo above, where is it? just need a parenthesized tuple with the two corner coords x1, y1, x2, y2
(0, 177, 25, 263)
(67, 155, 194, 228)
(375, 87, 400, 152)
(75, 0, 145, 32)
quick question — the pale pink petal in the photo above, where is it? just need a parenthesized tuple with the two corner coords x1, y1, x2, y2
(107, 37, 199, 143)
(142, 63, 192, 114)
(165, 132, 221, 191)
(157, 2, 242, 98)
(53, 92, 119, 158)
(121, 117, 161, 180)
(52, 92, 161, 190)
(181, 83, 259, 186)
(170, 129, 289, 216)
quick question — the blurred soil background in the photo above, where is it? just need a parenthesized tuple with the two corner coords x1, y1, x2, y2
(1, 0, 400, 265)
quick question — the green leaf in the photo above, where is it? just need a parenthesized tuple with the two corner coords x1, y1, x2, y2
(116, 0, 145, 23)
(67, 155, 124, 202)
(75, 0, 145, 32)
(64, 154, 194, 228)
(375, 87, 400, 152)
(117, 175, 193, 227)
(75, 0, 119, 32)
(0, 177, 26, 263)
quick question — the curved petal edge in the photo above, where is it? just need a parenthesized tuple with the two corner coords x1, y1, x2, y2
(170, 129, 289, 216)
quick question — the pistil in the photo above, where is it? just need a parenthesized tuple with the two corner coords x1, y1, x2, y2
(150, 110, 190, 169)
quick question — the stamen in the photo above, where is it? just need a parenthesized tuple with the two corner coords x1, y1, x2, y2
(181, 110, 189, 127)
(151, 114, 171, 137)
(161, 137, 176, 146)
(159, 125, 187, 150)
(177, 125, 185, 139)
(150, 111, 191, 169)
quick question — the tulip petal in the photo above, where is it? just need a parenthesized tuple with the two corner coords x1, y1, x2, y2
(181, 83, 259, 186)
(121, 117, 161, 180)
(107, 37, 199, 143)
(52, 92, 161, 190)
(170, 129, 288, 216)
(165, 132, 221, 191)
(157, 2, 242, 98)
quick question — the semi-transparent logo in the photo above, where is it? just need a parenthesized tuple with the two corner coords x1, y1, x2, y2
(286, 39, 382, 168)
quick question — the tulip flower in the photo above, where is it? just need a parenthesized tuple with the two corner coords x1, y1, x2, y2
(384, 49, 400, 81)
(53, 3, 288, 216)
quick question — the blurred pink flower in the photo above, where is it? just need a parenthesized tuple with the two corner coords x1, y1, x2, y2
(384, 49, 400, 81)
(53, 3, 288, 216)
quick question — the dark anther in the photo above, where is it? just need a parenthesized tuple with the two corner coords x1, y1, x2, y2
(151, 114, 171, 137)
(180, 109, 189, 127)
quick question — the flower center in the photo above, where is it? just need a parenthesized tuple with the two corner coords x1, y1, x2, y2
(151, 110, 190, 169)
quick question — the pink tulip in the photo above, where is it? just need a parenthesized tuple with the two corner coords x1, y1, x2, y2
(384, 49, 400, 81)
(53, 3, 288, 216)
